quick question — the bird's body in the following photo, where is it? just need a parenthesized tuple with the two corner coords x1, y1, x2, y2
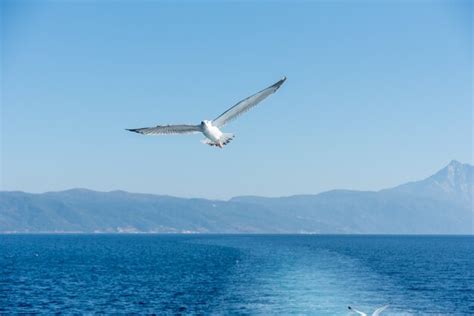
(126, 77, 286, 148)
(201, 121, 222, 142)
(200, 120, 230, 148)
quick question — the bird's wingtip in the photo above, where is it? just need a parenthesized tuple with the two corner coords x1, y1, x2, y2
(273, 76, 287, 89)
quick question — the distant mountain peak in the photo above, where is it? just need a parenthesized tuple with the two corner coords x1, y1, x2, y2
(446, 159, 468, 172)
(448, 159, 462, 165)
(431, 160, 471, 183)
(389, 160, 473, 206)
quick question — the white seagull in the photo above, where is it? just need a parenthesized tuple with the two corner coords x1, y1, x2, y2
(348, 305, 389, 316)
(126, 77, 287, 148)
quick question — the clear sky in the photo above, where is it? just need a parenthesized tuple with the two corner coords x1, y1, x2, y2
(1, 0, 472, 199)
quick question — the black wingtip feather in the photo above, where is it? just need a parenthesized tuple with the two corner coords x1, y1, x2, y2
(273, 76, 287, 90)
(126, 129, 140, 134)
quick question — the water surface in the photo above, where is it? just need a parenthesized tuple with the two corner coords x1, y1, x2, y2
(1, 235, 472, 314)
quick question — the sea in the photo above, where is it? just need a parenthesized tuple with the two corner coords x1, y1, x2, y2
(0, 234, 473, 315)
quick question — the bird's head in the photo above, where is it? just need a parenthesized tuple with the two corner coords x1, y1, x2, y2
(201, 120, 211, 127)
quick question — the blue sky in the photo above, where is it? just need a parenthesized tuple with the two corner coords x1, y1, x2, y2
(1, 1, 472, 199)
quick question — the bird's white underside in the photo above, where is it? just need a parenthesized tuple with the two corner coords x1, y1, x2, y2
(201, 121, 222, 142)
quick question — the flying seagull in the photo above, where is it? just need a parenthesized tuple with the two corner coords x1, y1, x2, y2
(348, 305, 389, 316)
(126, 77, 287, 148)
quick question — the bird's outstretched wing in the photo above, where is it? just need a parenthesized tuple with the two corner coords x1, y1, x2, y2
(348, 306, 367, 316)
(212, 77, 287, 127)
(126, 124, 201, 135)
(372, 305, 389, 316)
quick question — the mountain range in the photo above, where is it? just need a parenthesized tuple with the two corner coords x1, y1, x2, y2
(1, 160, 472, 234)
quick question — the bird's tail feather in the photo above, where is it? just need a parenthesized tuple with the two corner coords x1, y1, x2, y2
(202, 133, 234, 147)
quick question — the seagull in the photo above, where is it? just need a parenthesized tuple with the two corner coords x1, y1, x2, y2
(126, 77, 287, 148)
(348, 305, 389, 316)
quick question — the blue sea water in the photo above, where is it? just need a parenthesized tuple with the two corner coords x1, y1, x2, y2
(0, 235, 472, 315)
